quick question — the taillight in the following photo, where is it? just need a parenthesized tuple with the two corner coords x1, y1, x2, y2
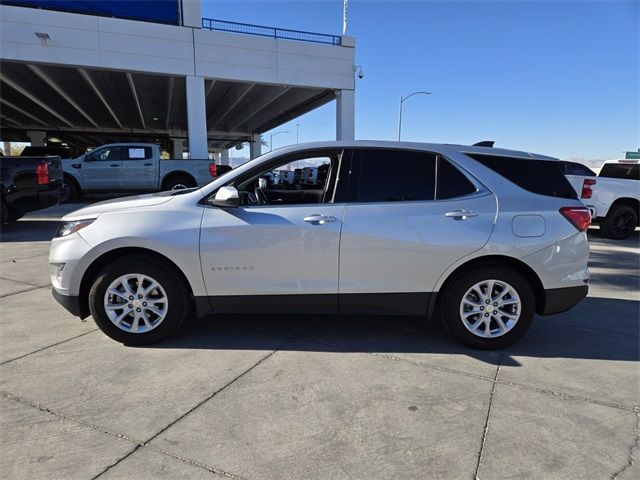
(560, 206, 591, 231)
(208, 163, 217, 177)
(36, 162, 49, 185)
(581, 178, 596, 199)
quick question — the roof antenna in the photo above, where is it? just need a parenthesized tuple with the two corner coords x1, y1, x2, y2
(473, 141, 495, 147)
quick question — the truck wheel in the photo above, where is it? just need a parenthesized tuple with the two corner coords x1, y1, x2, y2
(88, 256, 189, 345)
(600, 204, 638, 240)
(60, 177, 79, 203)
(440, 266, 535, 349)
(164, 174, 195, 191)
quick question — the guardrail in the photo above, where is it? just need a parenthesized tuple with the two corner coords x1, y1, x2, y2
(202, 18, 342, 46)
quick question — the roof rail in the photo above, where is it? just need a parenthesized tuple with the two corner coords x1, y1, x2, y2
(472, 141, 495, 147)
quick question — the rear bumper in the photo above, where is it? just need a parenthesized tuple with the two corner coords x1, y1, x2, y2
(52, 289, 89, 319)
(540, 285, 588, 315)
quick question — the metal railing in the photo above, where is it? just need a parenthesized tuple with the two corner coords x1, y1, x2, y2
(202, 18, 342, 46)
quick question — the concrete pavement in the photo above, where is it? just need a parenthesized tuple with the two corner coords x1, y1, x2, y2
(0, 204, 638, 479)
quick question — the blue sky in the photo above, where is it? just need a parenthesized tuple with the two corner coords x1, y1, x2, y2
(202, 0, 639, 161)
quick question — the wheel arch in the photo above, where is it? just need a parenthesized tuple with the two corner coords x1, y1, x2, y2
(609, 197, 640, 218)
(161, 171, 196, 190)
(63, 172, 82, 191)
(430, 255, 546, 318)
(78, 247, 196, 319)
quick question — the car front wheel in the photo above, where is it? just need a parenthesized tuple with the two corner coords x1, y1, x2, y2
(88, 257, 189, 345)
(440, 266, 535, 349)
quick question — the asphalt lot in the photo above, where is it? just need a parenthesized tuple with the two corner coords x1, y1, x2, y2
(0, 202, 638, 480)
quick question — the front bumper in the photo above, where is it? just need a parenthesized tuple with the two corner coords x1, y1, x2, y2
(52, 289, 89, 319)
(540, 285, 588, 315)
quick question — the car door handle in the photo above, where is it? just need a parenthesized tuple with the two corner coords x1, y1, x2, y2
(304, 214, 337, 224)
(445, 209, 479, 220)
(144, 163, 153, 166)
(110, 164, 120, 167)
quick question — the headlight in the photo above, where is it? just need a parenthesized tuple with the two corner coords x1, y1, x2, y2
(56, 219, 96, 237)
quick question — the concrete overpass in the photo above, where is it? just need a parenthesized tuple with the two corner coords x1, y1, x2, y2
(0, 1, 356, 160)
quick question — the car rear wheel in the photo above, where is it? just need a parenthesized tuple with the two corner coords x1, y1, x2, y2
(600, 204, 637, 240)
(440, 266, 535, 349)
(88, 257, 189, 345)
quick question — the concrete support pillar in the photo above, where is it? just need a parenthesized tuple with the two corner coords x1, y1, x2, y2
(250, 133, 262, 159)
(186, 75, 208, 159)
(28, 130, 46, 146)
(220, 149, 230, 166)
(336, 90, 355, 141)
(171, 138, 184, 159)
(3, 142, 11, 156)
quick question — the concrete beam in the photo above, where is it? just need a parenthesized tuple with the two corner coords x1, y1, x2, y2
(28, 130, 46, 146)
(27, 64, 100, 128)
(0, 98, 48, 126)
(126, 73, 145, 129)
(208, 83, 256, 129)
(78, 69, 124, 129)
(0, 74, 74, 127)
(229, 86, 291, 131)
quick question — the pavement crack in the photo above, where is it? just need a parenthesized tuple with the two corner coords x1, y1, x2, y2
(474, 350, 502, 480)
(612, 410, 640, 479)
(0, 284, 49, 298)
(0, 329, 99, 367)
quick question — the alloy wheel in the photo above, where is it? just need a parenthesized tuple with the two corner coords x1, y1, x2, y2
(459, 279, 521, 338)
(103, 274, 169, 333)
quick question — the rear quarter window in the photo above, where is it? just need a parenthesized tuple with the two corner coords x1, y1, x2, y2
(467, 153, 577, 199)
(599, 163, 640, 180)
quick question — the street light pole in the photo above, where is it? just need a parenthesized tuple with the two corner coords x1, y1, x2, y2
(398, 91, 431, 141)
(269, 130, 289, 152)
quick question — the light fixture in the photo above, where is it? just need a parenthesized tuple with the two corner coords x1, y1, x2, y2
(152, 117, 159, 121)
(47, 136, 62, 143)
(35, 32, 50, 44)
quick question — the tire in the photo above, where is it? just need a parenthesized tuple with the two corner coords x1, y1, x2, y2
(440, 266, 536, 349)
(600, 204, 638, 240)
(88, 256, 189, 345)
(60, 177, 79, 203)
(163, 174, 195, 191)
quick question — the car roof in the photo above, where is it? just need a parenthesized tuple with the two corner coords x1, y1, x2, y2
(268, 140, 558, 161)
(602, 159, 639, 165)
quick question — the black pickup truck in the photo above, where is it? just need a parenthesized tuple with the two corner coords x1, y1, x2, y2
(1, 156, 63, 224)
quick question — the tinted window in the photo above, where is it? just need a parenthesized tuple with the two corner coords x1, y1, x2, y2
(437, 158, 477, 199)
(599, 163, 639, 180)
(467, 154, 577, 199)
(353, 149, 436, 202)
(563, 161, 596, 176)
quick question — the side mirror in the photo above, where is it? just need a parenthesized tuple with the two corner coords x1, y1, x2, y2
(210, 186, 239, 208)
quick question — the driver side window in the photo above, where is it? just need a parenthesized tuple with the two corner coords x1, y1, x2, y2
(236, 151, 342, 206)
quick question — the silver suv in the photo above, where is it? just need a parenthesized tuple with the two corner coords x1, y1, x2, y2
(49, 141, 590, 349)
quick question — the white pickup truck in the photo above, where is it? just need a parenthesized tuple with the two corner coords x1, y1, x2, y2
(61, 143, 223, 202)
(564, 159, 639, 239)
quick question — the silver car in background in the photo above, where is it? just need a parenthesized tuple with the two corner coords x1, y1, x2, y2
(49, 141, 590, 349)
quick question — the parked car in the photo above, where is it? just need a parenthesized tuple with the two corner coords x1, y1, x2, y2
(60, 143, 221, 202)
(565, 159, 639, 239)
(49, 141, 590, 349)
(1, 156, 63, 224)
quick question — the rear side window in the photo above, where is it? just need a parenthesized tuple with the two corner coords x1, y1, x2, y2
(436, 158, 477, 199)
(467, 153, 577, 199)
(124, 147, 153, 160)
(563, 161, 596, 176)
(352, 149, 436, 202)
(599, 163, 639, 180)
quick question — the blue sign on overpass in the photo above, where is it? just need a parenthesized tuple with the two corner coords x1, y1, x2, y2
(2, 0, 181, 25)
